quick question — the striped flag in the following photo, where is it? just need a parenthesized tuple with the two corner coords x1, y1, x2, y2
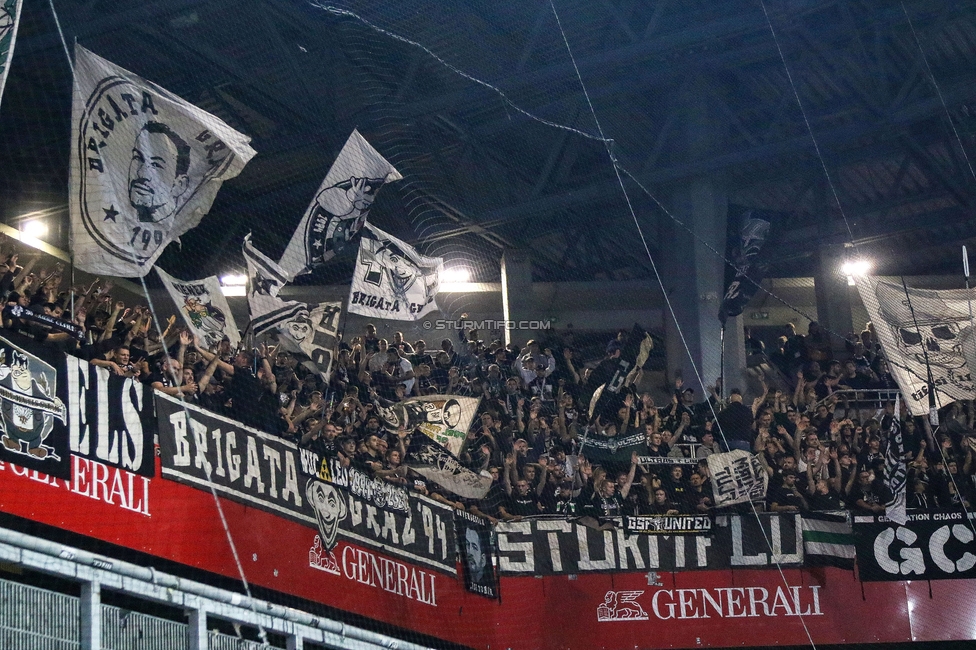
(884, 395, 908, 525)
(243, 234, 306, 337)
(801, 512, 854, 569)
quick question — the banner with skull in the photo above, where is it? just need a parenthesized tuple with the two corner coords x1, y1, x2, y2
(719, 205, 779, 324)
(156, 267, 240, 350)
(278, 130, 402, 280)
(70, 45, 255, 277)
(275, 301, 342, 382)
(348, 223, 442, 321)
(0, 0, 23, 112)
(855, 276, 976, 416)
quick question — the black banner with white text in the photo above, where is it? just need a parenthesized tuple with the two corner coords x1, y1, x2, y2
(496, 513, 801, 575)
(156, 393, 457, 574)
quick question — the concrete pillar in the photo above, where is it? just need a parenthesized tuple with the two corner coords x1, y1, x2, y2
(188, 607, 207, 650)
(501, 249, 533, 347)
(661, 76, 743, 396)
(80, 581, 101, 650)
(814, 244, 854, 357)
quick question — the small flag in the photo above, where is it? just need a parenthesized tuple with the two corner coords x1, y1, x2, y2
(243, 234, 306, 337)
(801, 512, 855, 569)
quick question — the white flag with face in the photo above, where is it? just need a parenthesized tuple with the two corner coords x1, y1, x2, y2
(278, 130, 402, 280)
(243, 234, 307, 337)
(0, 0, 24, 113)
(855, 276, 976, 416)
(348, 223, 441, 321)
(70, 45, 255, 277)
(156, 267, 240, 350)
(276, 301, 342, 381)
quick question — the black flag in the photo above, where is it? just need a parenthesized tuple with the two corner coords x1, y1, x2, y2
(719, 206, 778, 323)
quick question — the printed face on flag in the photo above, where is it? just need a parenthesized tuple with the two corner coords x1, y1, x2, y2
(278, 130, 402, 279)
(304, 176, 386, 267)
(71, 46, 254, 276)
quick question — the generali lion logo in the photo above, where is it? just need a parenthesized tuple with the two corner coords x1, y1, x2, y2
(597, 591, 648, 622)
(308, 535, 340, 575)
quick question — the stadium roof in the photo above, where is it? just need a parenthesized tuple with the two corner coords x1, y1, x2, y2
(2, 0, 975, 284)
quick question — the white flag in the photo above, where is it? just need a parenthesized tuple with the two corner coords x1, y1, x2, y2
(0, 0, 24, 113)
(243, 234, 306, 337)
(276, 301, 342, 381)
(70, 45, 255, 277)
(278, 130, 401, 279)
(706, 450, 768, 507)
(348, 223, 441, 321)
(855, 276, 976, 416)
(156, 267, 240, 350)
(374, 395, 480, 457)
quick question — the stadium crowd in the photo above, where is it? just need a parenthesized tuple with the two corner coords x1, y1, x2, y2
(2, 245, 974, 524)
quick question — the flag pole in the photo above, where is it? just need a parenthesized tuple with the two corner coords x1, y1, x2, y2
(964, 246, 976, 348)
(719, 324, 726, 401)
(900, 276, 939, 428)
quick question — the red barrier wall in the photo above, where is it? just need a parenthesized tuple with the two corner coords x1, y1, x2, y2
(0, 456, 972, 649)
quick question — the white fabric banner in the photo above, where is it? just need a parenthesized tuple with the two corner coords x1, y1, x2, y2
(347, 223, 441, 321)
(275, 301, 342, 382)
(278, 130, 402, 279)
(70, 45, 255, 277)
(706, 450, 768, 507)
(155, 267, 240, 349)
(243, 234, 306, 337)
(374, 395, 480, 457)
(855, 276, 976, 416)
(0, 0, 23, 112)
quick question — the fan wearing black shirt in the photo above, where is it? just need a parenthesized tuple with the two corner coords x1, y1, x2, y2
(499, 479, 543, 521)
(767, 471, 808, 513)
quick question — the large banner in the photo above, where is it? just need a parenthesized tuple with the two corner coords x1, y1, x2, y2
(0, 332, 155, 480)
(855, 276, 976, 415)
(156, 393, 457, 574)
(0, 0, 22, 112)
(156, 267, 240, 349)
(276, 301, 341, 382)
(495, 513, 802, 575)
(375, 394, 479, 456)
(719, 206, 777, 323)
(348, 223, 442, 321)
(854, 511, 976, 581)
(70, 46, 255, 277)
(278, 129, 402, 279)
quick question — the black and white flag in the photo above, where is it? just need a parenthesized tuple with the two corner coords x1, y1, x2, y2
(884, 395, 907, 525)
(69, 46, 255, 277)
(855, 276, 976, 416)
(278, 130, 402, 279)
(719, 206, 777, 324)
(156, 267, 240, 349)
(243, 234, 306, 337)
(276, 301, 341, 382)
(0, 0, 23, 112)
(706, 450, 768, 507)
(348, 223, 442, 321)
(406, 435, 492, 500)
(456, 511, 498, 599)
